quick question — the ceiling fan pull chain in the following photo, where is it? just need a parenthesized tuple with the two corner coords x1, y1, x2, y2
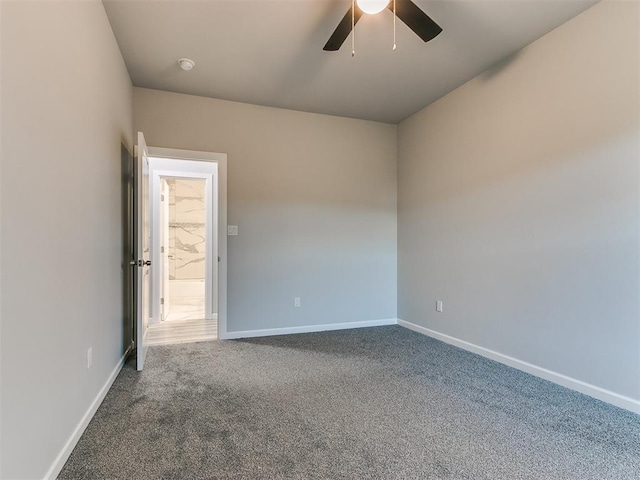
(352, 0, 356, 56)
(393, 0, 397, 50)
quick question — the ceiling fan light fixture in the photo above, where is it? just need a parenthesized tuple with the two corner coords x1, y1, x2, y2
(356, 0, 389, 15)
(323, 0, 442, 52)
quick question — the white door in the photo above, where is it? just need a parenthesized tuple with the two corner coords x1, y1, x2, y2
(135, 132, 151, 370)
(160, 179, 171, 321)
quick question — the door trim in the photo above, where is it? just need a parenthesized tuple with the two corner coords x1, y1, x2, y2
(148, 147, 228, 340)
(150, 163, 215, 324)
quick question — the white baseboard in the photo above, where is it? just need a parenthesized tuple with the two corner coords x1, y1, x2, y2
(224, 318, 398, 340)
(44, 349, 130, 480)
(397, 319, 640, 415)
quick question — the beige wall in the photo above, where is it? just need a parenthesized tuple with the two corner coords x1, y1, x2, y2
(398, 0, 640, 402)
(0, 1, 133, 478)
(134, 88, 398, 332)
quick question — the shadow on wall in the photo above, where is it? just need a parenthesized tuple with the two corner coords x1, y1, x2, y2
(404, 46, 639, 210)
(479, 51, 522, 80)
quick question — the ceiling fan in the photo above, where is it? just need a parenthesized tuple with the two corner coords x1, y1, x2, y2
(324, 0, 442, 52)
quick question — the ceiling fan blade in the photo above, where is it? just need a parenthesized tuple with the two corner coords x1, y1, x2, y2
(323, 5, 364, 51)
(389, 0, 442, 43)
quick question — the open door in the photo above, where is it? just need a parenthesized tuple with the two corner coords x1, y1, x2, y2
(160, 178, 171, 321)
(134, 132, 151, 370)
(121, 144, 135, 356)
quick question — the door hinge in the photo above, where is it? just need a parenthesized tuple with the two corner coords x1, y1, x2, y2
(161, 194, 165, 202)
(161, 246, 165, 253)
(160, 298, 164, 305)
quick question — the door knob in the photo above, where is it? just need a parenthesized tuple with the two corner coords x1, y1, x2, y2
(130, 260, 151, 267)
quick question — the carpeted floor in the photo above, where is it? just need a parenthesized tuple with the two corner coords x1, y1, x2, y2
(59, 325, 640, 479)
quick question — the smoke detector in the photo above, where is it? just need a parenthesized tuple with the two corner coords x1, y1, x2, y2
(178, 58, 195, 71)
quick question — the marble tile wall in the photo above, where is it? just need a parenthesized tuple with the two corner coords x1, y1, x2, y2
(167, 178, 206, 280)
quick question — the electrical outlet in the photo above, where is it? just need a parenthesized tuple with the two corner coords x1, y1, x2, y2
(436, 300, 443, 313)
(294, 297, 301, 308)
(87, 347, 93, 369)
(227, 225, 238, 236)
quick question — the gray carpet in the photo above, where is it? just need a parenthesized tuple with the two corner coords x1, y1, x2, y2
(59, 325, 640, 479)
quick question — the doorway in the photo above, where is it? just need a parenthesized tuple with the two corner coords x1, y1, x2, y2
(151, 176, 215, 344)
(161, 177, 207, 322)
(146, 152, 227, 345)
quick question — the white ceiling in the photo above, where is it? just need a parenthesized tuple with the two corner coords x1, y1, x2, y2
(103, 0, 599, 124)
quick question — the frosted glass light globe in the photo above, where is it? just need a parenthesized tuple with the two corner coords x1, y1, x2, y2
(357, 0, 389, 15)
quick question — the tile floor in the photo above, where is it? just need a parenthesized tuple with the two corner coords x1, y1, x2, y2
(147, 296, 217, 346)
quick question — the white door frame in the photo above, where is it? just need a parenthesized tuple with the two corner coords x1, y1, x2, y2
(148, 147, 228, 340)
(150, 163, 215, 323)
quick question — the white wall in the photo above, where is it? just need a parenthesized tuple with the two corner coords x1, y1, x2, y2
(0, 1, 133, 478)
(134, 88, 398, 333)
(398, 0, 640, 404)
